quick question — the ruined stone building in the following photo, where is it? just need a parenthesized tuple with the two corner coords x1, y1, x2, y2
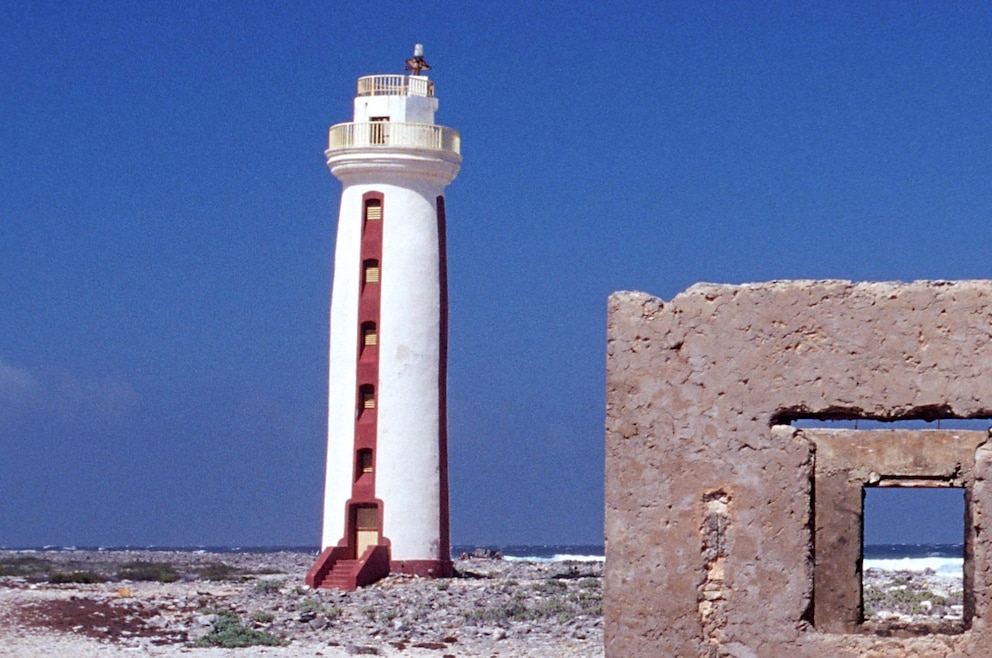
(605, 280, 992, 657)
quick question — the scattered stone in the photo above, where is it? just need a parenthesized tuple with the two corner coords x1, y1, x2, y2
(0, 549, 603, 656)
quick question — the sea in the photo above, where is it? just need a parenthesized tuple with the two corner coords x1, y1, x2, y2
(863, 542, 963, 575)
(0, 544, 605, 563)
(0, 542, 960, 571)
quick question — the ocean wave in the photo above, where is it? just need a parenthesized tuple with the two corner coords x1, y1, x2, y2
(504, 553, 605, 563)
(863, 556, 963, 575)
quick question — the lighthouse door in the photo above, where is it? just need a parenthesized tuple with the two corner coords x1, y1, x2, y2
(369, 117, 389, 145)
(355, 505, 379, 557)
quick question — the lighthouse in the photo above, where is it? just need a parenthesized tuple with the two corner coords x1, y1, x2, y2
(307, 46, 461, 590)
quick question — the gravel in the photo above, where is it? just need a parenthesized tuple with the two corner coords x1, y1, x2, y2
(0, 550, 603, 657)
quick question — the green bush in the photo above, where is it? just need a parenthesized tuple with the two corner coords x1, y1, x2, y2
(535, 579, 568, 594)
(253, 579, 284, 594)
(863, 581, 956, 618)
(297, 598, 324, 614)
(117, 561, 179, 583)
(194, 609, 285, 648)
(48, 570, 107, 584)
(198, 563, 248, 581)
(463, 587, 603, 624)
(568, 590, 603, 613)
(463, 601, 540, 623)
(0, 557, 55, 578)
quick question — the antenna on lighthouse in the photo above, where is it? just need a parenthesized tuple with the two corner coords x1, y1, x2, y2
(405, 43, 430, 75)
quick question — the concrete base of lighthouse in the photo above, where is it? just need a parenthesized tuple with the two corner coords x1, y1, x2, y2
(391, 559, 453, 578)
(305, 546, 452, 591)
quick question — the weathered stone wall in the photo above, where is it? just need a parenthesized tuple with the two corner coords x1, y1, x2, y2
(605, 280, 992, 657)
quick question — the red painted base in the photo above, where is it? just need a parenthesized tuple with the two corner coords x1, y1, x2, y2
(390, 559, 454, 578)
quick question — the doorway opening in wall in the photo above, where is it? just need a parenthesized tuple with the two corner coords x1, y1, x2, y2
(861, 485, 966, 633)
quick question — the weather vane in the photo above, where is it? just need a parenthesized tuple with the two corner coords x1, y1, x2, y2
(405, 43, 430, 75)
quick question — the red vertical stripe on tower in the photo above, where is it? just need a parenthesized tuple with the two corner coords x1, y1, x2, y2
(436, 195, 452, 574)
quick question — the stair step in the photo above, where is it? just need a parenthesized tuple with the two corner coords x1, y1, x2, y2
(313, 557, 364, 590)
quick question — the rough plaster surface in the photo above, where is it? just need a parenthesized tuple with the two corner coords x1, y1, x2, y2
(605, 280, 992, 657)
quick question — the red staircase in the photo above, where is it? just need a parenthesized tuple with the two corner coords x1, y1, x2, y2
(320, 559, 359, 590)
(306, 545, 390, 591)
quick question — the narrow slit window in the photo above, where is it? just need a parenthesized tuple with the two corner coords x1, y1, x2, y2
(356, 449, 373, 475)
(364, 260, 380, 284)
(364, 199, 382, 222)
(361, 322, 377, 347)
(359, 385, 375, 411)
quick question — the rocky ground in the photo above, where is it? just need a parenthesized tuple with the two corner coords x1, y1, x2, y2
(0, 550, 603, 657)
(863, 566, 965, 635)
(2, 549, 960, 655)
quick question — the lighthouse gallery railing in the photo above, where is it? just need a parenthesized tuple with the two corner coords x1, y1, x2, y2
(328, 122, 461, 155)
(356, 75, 434, 98)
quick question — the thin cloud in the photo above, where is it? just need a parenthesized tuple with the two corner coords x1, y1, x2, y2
(50, 370, 138, 419)
(0, 359, 41, 403)
(0, 359, 136, 418)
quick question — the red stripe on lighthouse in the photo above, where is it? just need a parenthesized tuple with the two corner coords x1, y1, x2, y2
(347, 191, 384, 546)
(435, 195, 453, 577)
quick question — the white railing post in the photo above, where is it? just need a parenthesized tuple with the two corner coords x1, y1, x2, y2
(408, 76, 428, 97)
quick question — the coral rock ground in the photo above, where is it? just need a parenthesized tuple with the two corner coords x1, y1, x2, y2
(0, 550, 603, 658)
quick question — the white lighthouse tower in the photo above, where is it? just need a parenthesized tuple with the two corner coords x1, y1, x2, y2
(307, 46, 461, 590)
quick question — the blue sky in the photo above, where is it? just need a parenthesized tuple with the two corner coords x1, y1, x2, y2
(2, 2, 990, 547)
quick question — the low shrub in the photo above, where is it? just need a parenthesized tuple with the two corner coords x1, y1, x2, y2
(117, 561, 179, 583)
(0, 557, 55, 579)
(194, 609, 285, 648)
(253, 579, 284, 594)
(463, 589, 603, 624)
(250, 611, 274, 624)
(198, 563, 248, 581)
(535, 579, 568, 594)
(297, 598, 324, 615)
(48, 570, 106, 584)
(863, 581, 957, 618)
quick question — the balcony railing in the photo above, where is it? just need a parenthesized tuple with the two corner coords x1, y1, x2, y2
(356, 75, 434, 98)
(328, 122, 460, 155)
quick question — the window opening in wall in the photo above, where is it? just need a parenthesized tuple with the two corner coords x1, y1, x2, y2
(361, 322, 377, 348)
(862, 486, 965, 633)
(363, 260, 380, 285)
(792, 418, 992, 431)
(358, 385, 375, 413)
(356, 449, 373, 478)
(364, 199, 382, 222)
